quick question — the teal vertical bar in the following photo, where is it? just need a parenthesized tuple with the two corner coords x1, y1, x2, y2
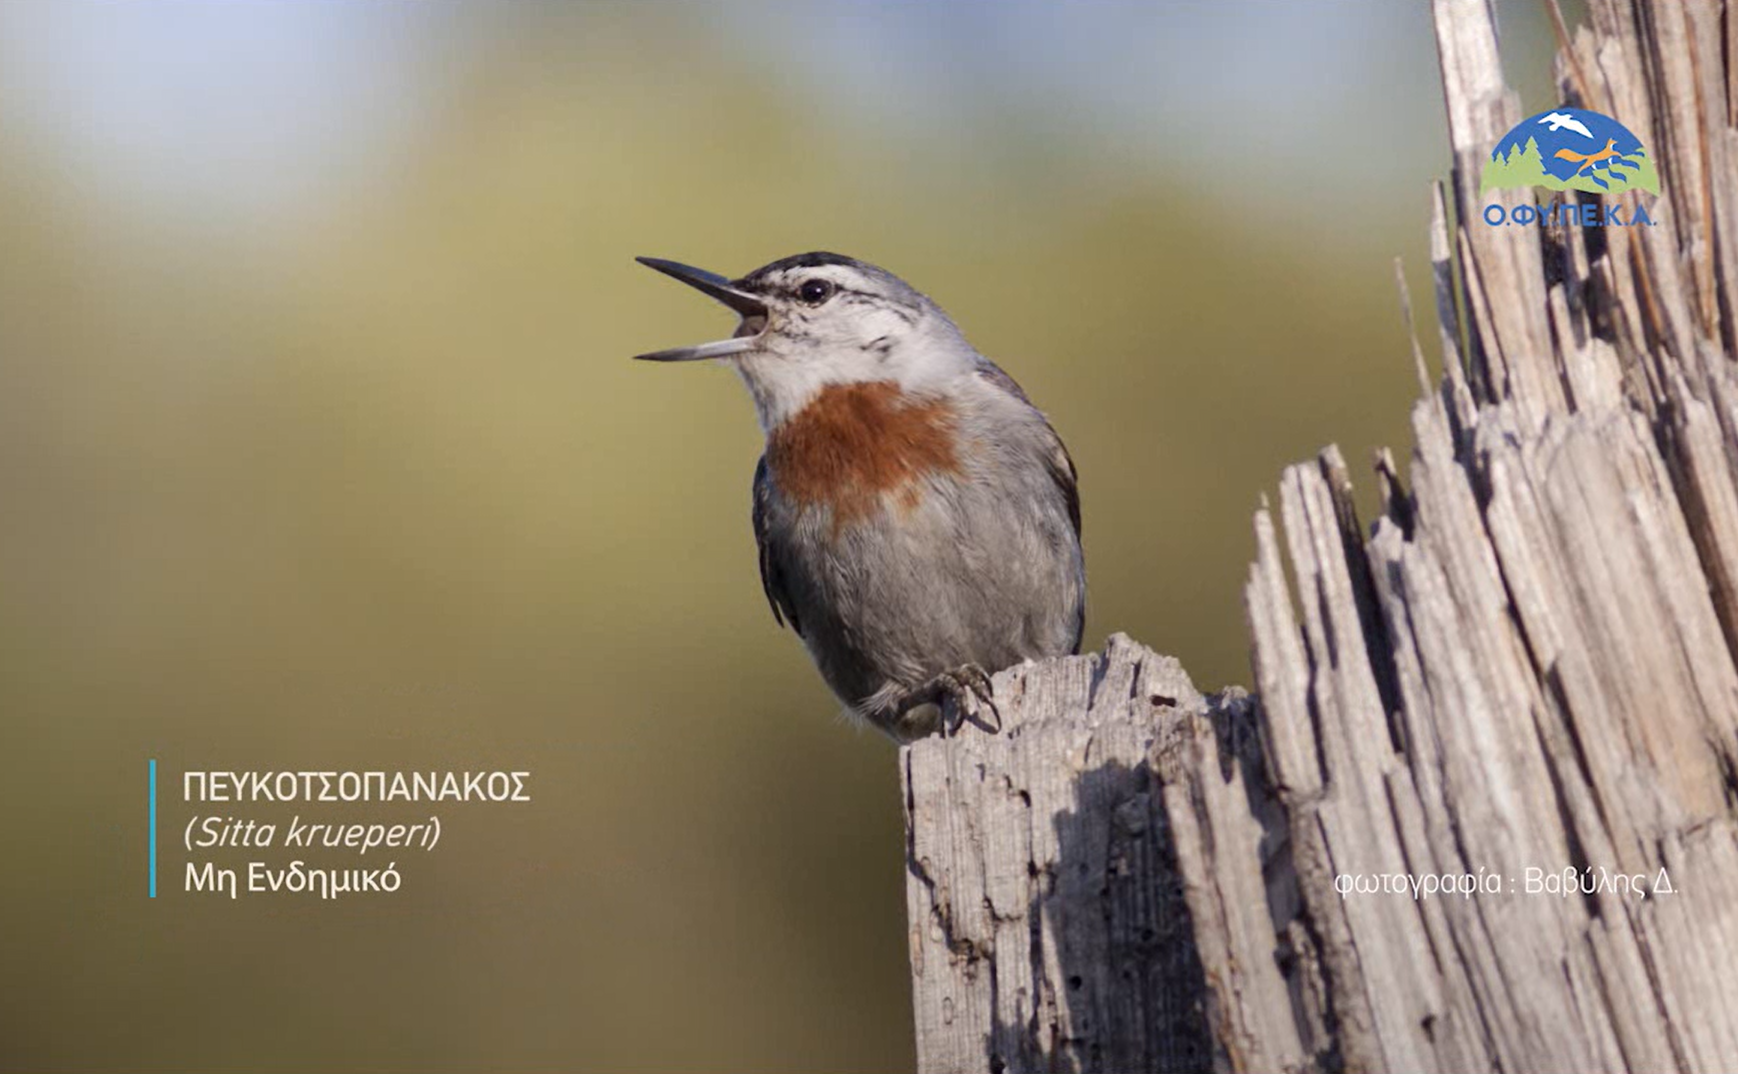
(148, 759, 158, 898)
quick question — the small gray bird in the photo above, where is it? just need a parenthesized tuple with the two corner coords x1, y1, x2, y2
(634, 252, 1085, 742)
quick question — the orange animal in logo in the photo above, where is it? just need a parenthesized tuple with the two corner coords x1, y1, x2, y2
(1554, 137, 1621, 175)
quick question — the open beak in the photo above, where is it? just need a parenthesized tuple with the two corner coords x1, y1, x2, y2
(633, 257, 769, 362)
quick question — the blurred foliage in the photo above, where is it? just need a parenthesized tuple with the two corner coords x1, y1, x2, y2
(1, 4, 1564, 1072)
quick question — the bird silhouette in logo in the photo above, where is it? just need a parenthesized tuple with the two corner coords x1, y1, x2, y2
(1538, 111, 1595, 139)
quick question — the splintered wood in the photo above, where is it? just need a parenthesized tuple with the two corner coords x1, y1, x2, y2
(903, 0, 1738, 1070)
(904, 638, 1269, 1074)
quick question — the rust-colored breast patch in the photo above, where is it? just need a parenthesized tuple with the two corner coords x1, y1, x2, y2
(766, 380, 962, 528)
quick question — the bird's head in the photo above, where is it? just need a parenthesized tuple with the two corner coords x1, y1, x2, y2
(634, 252, 976, 430)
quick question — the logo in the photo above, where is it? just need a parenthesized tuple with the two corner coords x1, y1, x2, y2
(1482, 108, 1659, 195)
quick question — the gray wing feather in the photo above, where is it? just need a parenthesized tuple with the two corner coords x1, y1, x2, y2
(976, 361, 1085, 653)
(751, 456, 802, 636)
(975, 361, 1081, 540)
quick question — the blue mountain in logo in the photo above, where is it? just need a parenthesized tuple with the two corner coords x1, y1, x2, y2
(1483, 108, 1660, 194)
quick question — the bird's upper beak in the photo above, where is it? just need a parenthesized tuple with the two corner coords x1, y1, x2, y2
(633, 257, 769, 362)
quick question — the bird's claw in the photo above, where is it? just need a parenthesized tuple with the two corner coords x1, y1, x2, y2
(933, 664, 1001, 737)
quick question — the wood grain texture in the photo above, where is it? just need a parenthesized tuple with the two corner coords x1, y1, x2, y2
(903, 637, 1229, 1074)
(905, 1, 1738, 1070)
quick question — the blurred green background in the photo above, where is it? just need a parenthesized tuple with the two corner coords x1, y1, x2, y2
(2, 3, 1569, 1071)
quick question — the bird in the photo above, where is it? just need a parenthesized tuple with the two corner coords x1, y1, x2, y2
(1538, 111, 1595, 139)
(633, 252, 1086, 742)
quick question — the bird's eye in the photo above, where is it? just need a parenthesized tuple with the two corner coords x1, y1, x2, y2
(798, 279, 835, 305)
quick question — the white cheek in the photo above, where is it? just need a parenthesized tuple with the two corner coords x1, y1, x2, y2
(883, 317, 977, 391)
(860, 305, 912, 343)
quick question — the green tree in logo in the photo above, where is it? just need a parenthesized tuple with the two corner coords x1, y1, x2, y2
(1482, 135, 1660, 195)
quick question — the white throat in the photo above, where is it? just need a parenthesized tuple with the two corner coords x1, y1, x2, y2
(735, 330, 979, 432)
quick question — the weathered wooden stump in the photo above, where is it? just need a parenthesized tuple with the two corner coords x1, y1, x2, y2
(903, 637, 1268, 1074)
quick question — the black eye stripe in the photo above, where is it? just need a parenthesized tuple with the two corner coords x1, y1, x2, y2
(781, 279, 920, 321)
(802, 284, 869, 302)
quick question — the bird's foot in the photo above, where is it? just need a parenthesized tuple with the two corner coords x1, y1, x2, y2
(909, 664, 1001, 738)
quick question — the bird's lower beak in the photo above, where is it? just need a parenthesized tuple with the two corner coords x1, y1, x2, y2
(633, 257, 769, 362)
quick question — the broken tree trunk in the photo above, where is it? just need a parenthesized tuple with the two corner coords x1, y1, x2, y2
(902, 1, 1738, 1071)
